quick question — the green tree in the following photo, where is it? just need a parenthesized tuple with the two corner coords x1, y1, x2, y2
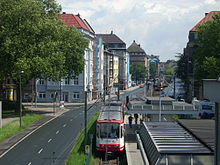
(195, 13, 220, 82)
(176, 53, 188, 81)
(0, 0, 88, 83)
(149, 62, 157, 79)
(130, 63, 147, 82)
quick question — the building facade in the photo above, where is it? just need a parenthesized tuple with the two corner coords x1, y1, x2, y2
(184, 11, 220, 102)
(36, 13, 95, 103)
(127, 40, 149, 82)
(97, 31, 129, 89)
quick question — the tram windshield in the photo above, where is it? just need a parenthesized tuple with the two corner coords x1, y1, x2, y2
(100, 123, 119, 139)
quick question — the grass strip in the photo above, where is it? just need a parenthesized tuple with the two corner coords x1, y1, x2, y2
(0, 114, 44, 143)
(66, 113, 99, 165)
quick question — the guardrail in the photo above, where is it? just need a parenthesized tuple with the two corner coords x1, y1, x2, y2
(130, 104, 196, 111)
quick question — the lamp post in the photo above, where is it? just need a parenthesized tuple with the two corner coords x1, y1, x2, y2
(19, 71, 24, 128)
(84, 85, 91, 150)
(159, 86, 162, 122)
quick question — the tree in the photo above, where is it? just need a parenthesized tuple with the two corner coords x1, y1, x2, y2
(195, 13, 220, 82)
(176, 53, 188, 81)
(130, 63, 147, 82)
(0, 0, 88, 83)
(149, 62, 157, 79)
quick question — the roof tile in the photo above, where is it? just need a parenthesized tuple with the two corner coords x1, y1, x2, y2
(191, 11, 220, 31)
(59, 14, 95, 34)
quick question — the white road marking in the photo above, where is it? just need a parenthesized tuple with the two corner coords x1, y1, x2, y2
(70, 119, 73, 121)
(48, 139, 52, 143)
(56, 130, 60, 134)
(63, 124, 66, 127)
(38, 148, 43, 154)
(27, 162, 32, 165)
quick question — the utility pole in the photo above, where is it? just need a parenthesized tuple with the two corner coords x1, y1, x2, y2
(103, 75, 106, 105)
(173, 75, 176, 99)
(117, 87, 120, 101)
(19, 71, 24, 128)
(84, 90, 88, 149)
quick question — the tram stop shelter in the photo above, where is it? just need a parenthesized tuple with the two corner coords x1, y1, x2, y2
(136, 122, 214, 165)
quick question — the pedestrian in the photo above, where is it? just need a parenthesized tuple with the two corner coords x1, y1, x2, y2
(128, 115, 133, 128)
(134, 113, 138, 124)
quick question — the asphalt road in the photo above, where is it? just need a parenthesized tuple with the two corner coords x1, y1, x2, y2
(0, 102, 101, 165)
(0, 87, 142, 165)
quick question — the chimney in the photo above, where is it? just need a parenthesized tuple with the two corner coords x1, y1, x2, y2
(138, 44, 140, 47)
(62, 12, 66, 14)
(205, 12, 209, 16)
(77, 13, 80, 17)
(111, 30, 113, 35)
(133, 40, 135, 43)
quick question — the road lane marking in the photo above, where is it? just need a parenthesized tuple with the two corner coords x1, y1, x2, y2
(38, 148, 43, 154)
(0, 111, 65, 159)
(63, 124, 66, 127)
(70, 119, 73, 121)
(48, 139, 52, 143)
(56, 130, 60, 134)
(27, 162, 32, 165)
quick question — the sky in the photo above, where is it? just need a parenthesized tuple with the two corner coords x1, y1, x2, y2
(56, 0, 220, 62)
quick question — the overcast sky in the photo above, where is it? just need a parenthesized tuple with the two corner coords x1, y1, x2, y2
(56, 0, 220, 62)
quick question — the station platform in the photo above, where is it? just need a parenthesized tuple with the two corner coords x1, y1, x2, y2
(124, 114, 148, 165)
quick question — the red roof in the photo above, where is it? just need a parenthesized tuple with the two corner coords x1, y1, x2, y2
(191, 11, 220, 32)
(59, 14, 95, 34)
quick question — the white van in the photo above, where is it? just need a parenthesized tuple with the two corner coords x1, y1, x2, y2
(192, 99, 215, 119)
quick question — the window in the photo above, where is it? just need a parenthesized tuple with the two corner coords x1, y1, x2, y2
(100, 123, 119, 139)
(65, 78, 70, 85)
(73, 77, 79, 85)
(73, 92, 79, 99)
(39, 92, 46, 99)
(39, 79, 44, 85)
(51, 93, 54, 98)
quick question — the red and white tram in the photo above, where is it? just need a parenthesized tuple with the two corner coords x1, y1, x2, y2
(96, 105, 125, 151)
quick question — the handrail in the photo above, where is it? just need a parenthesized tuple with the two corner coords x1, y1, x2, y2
(135, 131, 150, 165)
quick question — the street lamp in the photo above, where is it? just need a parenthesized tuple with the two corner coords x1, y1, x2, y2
(19, 70, 24, 128)
(84, 85, 91, 150)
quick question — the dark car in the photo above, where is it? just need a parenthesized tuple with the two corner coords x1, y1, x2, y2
(139, 84, 144, 88)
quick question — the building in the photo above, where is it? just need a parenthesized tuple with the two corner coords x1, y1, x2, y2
(127, 40, 149, 82)
(184, 11, 220, 102)
(35, 13, 95, 103)
(103, 49, 119, 94)
(92, 37, 104, 99)
(97, 31, 129, 89)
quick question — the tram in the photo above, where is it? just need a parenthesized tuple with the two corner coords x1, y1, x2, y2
(96, 104, 125, 151)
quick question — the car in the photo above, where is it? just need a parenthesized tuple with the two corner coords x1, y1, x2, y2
(139, 84, 144, 88)
(154, 86, 163, 91)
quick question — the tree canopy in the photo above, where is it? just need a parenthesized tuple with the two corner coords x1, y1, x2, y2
(0, 0, 88, 83)
(195, 13, 220, 81)
(130, 63, 147, 81)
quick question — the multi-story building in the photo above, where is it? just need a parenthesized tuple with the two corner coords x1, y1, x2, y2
(97, 31, 129, 89)
(103, 49, 119, 93)
(35, 13, 95, 103)
(184, 11, 220, 102)
(127, 40, 149, 82)
(92, 37, 104, 99)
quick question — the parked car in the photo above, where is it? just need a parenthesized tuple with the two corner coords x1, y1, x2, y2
(139, 84, 144, 88)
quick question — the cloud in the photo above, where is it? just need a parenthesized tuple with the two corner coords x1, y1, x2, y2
(57, 0, 220, 61)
